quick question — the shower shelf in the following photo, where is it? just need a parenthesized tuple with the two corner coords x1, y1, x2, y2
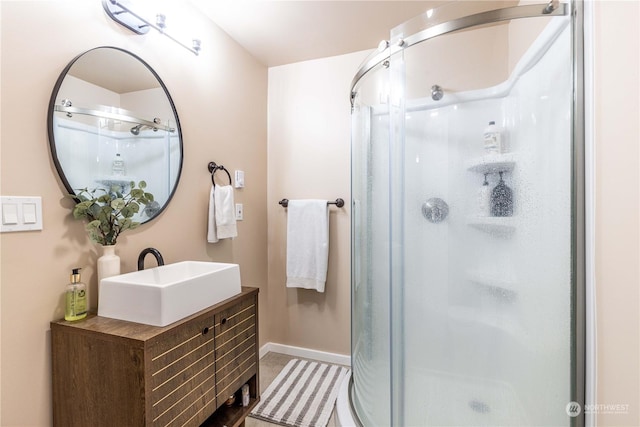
(95, 177, 136, 190)
(466, 216, 516, 237)
(465, 152, 516, 174)
(448, 306, 524, 338)
(467, 274, 518, 301)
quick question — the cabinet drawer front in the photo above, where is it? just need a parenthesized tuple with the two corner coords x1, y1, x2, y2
(150, 317, 217, 427)
(214, 296, 257, 403)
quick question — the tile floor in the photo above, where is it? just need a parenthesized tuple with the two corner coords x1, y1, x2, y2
(245, 352, 343, 427)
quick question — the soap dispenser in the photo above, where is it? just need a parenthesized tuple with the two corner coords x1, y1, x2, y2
(65, 268, 87, 321)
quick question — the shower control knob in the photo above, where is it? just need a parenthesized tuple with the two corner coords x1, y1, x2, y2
(422, 198, 449, 223)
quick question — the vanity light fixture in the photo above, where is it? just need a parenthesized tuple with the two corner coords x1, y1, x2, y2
(192, 39, 202, 54)
(102, 0, 201, 56)
(156, 13, 167, 31)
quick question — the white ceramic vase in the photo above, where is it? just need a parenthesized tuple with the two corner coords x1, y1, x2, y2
(97, 244, 121, 286)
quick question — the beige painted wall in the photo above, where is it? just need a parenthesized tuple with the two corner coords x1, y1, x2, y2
(0, 1, 267, 425)
(266, 51, 368, 355)
(594, 1, 640, 425)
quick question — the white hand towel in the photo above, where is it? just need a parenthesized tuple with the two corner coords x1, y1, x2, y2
(214, 185, 238, 239)
(207, 185, 218, 243)
(286, 199, 329, 293)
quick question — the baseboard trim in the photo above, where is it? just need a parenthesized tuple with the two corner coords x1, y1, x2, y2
(259, 342, 351, 367)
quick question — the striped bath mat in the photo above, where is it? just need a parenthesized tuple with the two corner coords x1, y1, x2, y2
(250, 358, 349, 427)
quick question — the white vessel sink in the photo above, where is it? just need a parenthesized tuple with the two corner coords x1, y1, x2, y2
(98, 261, 241, 327)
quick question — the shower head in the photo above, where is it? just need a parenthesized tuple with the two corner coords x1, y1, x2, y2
(130, 124, 143, 135)
(130, 122, 161, 135)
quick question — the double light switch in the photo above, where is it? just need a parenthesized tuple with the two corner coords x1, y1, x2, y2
(1, 196, 43, 232)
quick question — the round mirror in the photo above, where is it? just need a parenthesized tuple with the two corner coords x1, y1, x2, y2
(48, 46, 183, 223)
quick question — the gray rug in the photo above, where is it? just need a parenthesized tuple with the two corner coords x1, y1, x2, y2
(250, 358, 349, 427)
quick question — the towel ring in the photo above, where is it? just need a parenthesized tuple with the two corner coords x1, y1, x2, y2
(208, 162, 232, 187)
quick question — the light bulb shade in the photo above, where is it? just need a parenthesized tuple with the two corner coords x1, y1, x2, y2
(156, 13, 166, 29)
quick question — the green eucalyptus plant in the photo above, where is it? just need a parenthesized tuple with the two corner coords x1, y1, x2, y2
(70, 181, 154, 246)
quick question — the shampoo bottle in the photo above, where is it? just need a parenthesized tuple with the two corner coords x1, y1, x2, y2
(112, 153, 126, 176)
(483, 121, 503, 154)
(65, 268, 87, 321)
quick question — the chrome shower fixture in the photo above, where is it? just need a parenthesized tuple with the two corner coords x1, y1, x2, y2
(130, 123, 160, 135)
(543, 0, 559, 14)
(131, 119, 160, 135)
(431, 85, 444, 101)
(60, 99, 73, 117)
(130, 124, 143, 135)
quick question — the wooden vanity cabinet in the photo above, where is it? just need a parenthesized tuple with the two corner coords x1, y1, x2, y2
(51, 287, 259, 427)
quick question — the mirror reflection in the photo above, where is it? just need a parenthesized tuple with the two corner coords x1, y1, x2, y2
(48, 47, 183, 223)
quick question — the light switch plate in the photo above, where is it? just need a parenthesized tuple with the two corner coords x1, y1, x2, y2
(234, 170, 245, 188)
(0, 196, 43, 232)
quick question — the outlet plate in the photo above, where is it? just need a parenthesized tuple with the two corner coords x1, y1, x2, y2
(235, 203, 243, 221)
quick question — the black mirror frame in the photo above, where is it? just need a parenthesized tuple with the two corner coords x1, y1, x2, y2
(47, 46, 184, 224)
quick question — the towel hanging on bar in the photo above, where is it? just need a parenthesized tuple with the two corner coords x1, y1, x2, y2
(285, 200, 329, 292)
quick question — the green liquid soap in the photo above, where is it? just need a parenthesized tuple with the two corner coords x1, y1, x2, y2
(65, 268, 87, 321)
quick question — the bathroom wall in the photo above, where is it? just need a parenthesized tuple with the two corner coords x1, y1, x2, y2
(266, 51, 368, 356)
(0, 2, 267, 426)
(593, 1, 640, 426)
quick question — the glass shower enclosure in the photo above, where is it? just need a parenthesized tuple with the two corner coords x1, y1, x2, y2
(350, 1, 585, 426)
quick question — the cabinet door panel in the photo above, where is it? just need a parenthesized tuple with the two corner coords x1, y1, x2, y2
(149, 315, 217, 426)
(214, 295, 258, 403)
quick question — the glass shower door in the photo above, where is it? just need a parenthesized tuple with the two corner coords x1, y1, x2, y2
(390, 9, 576, 427)
(351, 64, 392, 427)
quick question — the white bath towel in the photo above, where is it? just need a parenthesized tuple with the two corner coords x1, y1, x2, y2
(207, 185, 218, 243)
(214, 185, 237, 239)
(286, 199, 329, 292)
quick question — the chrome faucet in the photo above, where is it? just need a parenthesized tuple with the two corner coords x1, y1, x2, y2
(137, 247, 165, 271)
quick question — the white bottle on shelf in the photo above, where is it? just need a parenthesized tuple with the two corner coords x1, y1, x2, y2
(112, 153, 126, 176)
(483, 121, 503, 154)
